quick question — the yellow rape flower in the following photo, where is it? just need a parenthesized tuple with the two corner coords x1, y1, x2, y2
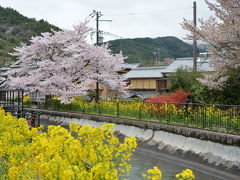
(142, 166, 163, 180)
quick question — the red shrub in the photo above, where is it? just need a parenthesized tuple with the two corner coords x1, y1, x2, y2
(145, 89, 190, 104)
(143, 89, 190, 115)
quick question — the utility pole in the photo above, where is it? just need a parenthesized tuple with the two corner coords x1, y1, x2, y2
(157, 49, 161, 63)
(93, 10, 111, 102)
(95, 10, 100, 102)
(153, 49, 161, 65)
(193, 1, 197, 71)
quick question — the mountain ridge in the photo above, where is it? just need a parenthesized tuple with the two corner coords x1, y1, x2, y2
(0, 6, 199, 66)
(0, 6, 60, 66)
(107, 36, 198, 64)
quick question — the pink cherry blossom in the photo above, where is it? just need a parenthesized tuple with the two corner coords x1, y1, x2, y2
(182, 0, 240, 90)
(3, 22, 129, 102)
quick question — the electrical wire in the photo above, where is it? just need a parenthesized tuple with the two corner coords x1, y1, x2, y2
(105, 7, 192, 17)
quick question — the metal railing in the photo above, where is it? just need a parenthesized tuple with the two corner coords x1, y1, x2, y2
(0, 89, 25, 118)
(36, 100, 240, 134)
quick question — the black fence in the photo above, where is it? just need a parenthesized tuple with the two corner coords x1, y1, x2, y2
(39, 99, 240, 134)
(0, 89, 24, 118)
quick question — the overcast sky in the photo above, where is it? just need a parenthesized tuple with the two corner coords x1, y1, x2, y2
(0, 0, 213, 42)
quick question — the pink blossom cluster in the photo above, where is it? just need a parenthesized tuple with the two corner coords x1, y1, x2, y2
(4, 22, 128, 102)
(182, 0, 240, 90)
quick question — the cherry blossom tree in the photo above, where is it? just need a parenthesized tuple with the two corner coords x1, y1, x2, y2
(3, 22, 128, 103)
(182, 0, 240, 90)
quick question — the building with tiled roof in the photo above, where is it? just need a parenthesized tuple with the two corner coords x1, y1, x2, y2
(124, 66, 169, 99)
(123, 55, 214, 99)
(162, 57, 214, 73)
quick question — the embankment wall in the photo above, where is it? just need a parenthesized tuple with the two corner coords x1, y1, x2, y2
(28, 109, 240, 169)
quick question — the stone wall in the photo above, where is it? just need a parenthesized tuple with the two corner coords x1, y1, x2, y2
(28, 108, 240, 147)
(26, 108, 240, 177)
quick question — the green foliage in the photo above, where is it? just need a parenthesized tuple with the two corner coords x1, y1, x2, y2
(169, 68, 203, 92)
(169, 67, 240, 105)
(0, 6, 60, 66)
(190, 83, 210, 103)
(169, 68, 215, 103)
(209, 68, 240, 105)
(108, 36, 202, 64)
(223, 68, 240, 104)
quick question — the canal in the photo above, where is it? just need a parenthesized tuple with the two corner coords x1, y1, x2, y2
(40, 118, 239, 180)
(128, 149, 225, 180)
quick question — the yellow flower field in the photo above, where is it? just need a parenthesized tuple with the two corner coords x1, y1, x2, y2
(44, 97, 239, 133)
(0, 107, 195, 179)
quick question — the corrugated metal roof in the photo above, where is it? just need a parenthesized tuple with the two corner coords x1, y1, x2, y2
(124, 66, 167, 79)
(122, 63, 140, 69)
(197, 61, 215, 72)
(124, 57, 215, 79)
(163, 57, 215, 73)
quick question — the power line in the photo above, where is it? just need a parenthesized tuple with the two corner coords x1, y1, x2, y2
(105, 7, 192, 17)
(90, 30, 123, 39)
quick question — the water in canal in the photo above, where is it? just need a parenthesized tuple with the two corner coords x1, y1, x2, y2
(40, 119, 236, 180)
(127, 149, 225, 180)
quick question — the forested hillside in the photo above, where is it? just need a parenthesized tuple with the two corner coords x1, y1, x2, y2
(0, 6, 198, 66)
(108, 36, 197, 64)
(0, 6, 60, 66)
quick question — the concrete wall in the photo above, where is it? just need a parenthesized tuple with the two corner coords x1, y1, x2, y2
(30, 109, 240, 169)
